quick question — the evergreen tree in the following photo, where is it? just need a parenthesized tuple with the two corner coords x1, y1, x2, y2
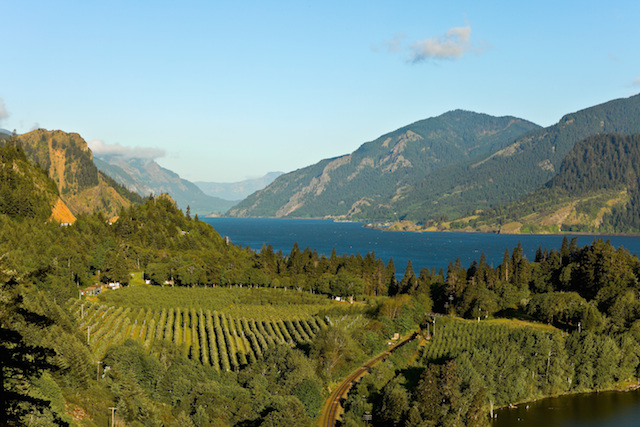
(0, 273, 66, 425)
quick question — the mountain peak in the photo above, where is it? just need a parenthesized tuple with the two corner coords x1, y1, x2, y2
(229, 111, 540, 219)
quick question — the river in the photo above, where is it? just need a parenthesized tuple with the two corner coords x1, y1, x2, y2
(202, 218, 640, 274)
(492, 389, 640, 427)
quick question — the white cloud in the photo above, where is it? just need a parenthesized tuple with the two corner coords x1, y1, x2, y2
(0, 97, 9, 124)
(410, 25, 481, 63)
(633, 77, 640, 85)
(376, 25, 486, 64)
(88, 139, 165, 159)
(381, 34, 406, 53)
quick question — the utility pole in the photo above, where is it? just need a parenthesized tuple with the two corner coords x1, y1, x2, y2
(87, 326, 91, 345)
(363, 412, 372, 426)
(109, 407, 117, 427)
(96, 360, 102, 381)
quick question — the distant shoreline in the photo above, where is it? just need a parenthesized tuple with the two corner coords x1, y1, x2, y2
(214, 216, 640, 237)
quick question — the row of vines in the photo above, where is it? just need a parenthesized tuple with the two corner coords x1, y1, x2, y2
(421, 317, 554, 362)
(68, 299, 328, 371)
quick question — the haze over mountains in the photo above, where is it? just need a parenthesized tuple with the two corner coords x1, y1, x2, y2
(93, 155, 236, 215)
(195, 172, 283, 201)
(93, 155, 282, 215)
(229, 94, 640, 227)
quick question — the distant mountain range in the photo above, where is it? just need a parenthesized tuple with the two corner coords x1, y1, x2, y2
(229, 94, 640, 226)
(5, 93, 640, 233)
(93, 155, 238, 215)
(93, 155, 281, 215)
(395, 93, 640, 224)
(3, 126, 279, 217)
(229, 110, 540, 219)
(195, 172, 283, 201)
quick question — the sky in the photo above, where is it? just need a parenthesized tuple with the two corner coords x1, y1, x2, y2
(1, 1, 639, 183)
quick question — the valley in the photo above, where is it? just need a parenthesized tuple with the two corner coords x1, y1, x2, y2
(3, 92, 640, 426)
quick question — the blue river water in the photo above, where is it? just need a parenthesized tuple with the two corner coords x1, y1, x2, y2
(203, 217, 640, 274)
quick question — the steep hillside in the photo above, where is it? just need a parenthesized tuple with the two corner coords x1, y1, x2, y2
(0, 128, 12, 140)
(229, 110, 540, 218)
(14, 129, 142, 218)
(195, 171, 283, 201)
(94, 156, 236, 214)
(0, 140, 59, 220)
(396, 93, 640, 223)
(453, 133, 640, 234)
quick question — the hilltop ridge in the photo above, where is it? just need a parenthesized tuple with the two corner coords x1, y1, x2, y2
(229, 110, 540, 219)
(14, 129, 142, 218)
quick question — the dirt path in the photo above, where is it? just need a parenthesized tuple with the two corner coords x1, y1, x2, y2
(317, 331, 420, 427)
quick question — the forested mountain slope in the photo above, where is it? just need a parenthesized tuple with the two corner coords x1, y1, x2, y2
(0, 141, 60, 220)
(14, 129, 142, 218)
(396, 93, 640, 223)
(94, 155, 236, 215)
(228, 111, 539, 218)
(455, 133, 640, 233)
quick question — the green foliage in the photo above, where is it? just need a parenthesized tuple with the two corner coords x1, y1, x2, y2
(97, 285, 331, 320)
(310, 325, 365, 379)
(0, 271, 76, 426)
(477, 133, 640, 232)
(8, 136, 640, 426)
(0, 141, 58, 220)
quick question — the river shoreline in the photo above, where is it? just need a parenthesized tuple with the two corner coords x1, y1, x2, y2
(362, 220, 640, 237)
(494, 381, 640, 413)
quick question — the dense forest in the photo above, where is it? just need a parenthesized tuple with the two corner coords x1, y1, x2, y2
(458, 133, 640, 233)
(5, 136, 640, 426)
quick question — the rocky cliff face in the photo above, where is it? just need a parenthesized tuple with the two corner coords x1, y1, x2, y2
(15, 129, 141, 218)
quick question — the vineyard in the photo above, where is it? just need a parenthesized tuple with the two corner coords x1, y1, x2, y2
(68, 286, 334, 371)
(421, 316, 560, 362)
(94, 284, 332, 320)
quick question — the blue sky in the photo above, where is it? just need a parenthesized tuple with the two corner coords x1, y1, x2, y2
(1, 1, 639, 182)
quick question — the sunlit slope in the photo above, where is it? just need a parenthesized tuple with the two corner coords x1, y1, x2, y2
(229, 110, 539, 219)
(15, 129, 142, 218)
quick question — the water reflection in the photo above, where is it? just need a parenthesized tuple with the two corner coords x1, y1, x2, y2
(492, 389, 640, 427)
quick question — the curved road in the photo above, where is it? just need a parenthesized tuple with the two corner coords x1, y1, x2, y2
(318, 331, 419, 427)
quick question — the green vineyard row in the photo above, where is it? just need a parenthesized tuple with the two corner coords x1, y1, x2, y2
(68, 299, 328, 371)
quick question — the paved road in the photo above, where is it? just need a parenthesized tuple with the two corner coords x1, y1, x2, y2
(318, 331, 419, 427)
